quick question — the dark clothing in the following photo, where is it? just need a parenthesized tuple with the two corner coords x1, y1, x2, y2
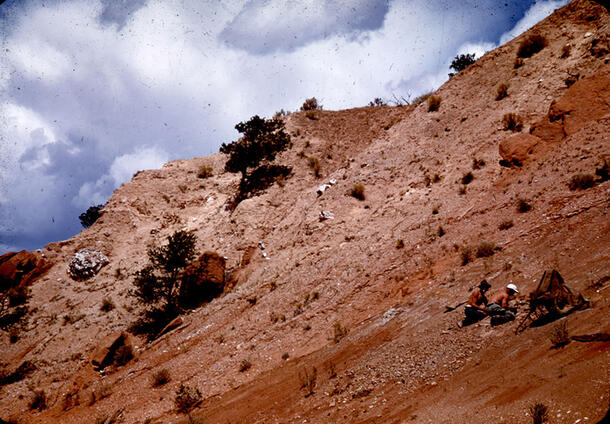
(486, 302, 516, 326)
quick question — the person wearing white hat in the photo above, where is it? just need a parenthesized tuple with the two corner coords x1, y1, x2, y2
(486, 284, 519, 325)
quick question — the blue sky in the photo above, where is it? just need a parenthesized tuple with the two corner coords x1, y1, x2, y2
(0, 0, 569, 253)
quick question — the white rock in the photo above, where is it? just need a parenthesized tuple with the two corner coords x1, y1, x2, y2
(319, 210, 334, 220)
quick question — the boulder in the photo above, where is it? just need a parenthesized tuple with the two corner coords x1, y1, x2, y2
(179, 251, 226, 308)
(91, 331, 133, 370)
(531, 71, 610, 142)
(68, 249, 109, 281)
(0, 250, 51, 292)
(499, 133, 541, 166)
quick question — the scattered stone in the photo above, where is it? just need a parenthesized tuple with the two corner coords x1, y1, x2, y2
(91, 332, 133, 370)
(67, 249, 109, 281)
(0, 250, 51, 291)
(499, 133, 541, 166)
(319, 211, 335, 221)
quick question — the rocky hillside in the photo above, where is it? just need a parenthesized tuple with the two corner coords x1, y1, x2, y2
(1, 1, 609, 423)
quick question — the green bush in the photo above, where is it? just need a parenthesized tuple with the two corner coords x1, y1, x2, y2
(300, 97, 322, 111)
(220, 115, 291, 203)
(517, 34, 547, 58)
(79, 204, 104, 228)
(130, 230, 197, 339)
(448, 53, 476, 77)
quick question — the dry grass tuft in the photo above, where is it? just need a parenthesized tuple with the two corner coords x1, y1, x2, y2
(502, 113, 523, 131)
(427, 95, 441, 112)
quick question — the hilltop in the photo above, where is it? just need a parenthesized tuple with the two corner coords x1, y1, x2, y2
(1, 1, 609, 423)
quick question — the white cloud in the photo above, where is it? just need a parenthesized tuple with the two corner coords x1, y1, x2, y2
(0, 0, 569, 251)
(500, 0, 570, 45)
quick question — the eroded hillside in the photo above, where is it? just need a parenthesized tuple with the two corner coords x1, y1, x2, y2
(1, 1, 609, 423)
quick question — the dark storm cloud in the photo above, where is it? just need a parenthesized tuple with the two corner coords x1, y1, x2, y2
(0, 0, 569, 253)
(219, 0, 390, 55)
(99, 0, 148, 27)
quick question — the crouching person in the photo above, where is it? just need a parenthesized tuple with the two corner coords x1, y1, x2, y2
(487, 284, 519, 326)
(461, 280, 491, 327)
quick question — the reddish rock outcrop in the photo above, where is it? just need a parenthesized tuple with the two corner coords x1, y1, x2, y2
(0, 250, 51, 292)
(178, 251, 226, 308)
(91, 332, 134, 370)
(531, 70, 610, 142)
(499, 133, 542, 166)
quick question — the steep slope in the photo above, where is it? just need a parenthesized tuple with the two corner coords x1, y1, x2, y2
(1, 1, 608, 423)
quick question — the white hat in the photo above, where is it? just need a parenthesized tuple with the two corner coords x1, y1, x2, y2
(506, 283, 519, 293)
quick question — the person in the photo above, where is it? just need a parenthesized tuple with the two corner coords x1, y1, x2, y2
(460, 280, 491, 326)
(486, 283, 519, 326)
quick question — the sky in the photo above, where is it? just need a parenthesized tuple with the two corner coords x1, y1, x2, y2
(0, 0, 569, 253)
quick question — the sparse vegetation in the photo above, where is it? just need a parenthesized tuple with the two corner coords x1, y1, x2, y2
(568, 174, 595, 190)
(396, 239, 405, 249)
(239, 359, 252, 372)
(517, 199, 532, 213)
(29, 390, 47, 411)
(305, 110, 318, 120)
(174, 384, 202, 414)
(496, 83, 509, 101)
(308, 156, 322, 178)
(517, 34, 548, 58)
(130, 230, 198, 339)
(461, 172, 474, 185)
(549, 320, 570, 348)
(79, 204, 104, 228)
(270, 311, 286, 323)
(220, 115, 291, 203)
(596, 157, 609, 181)
(502, 113, 523, 132)
(151, 368, 171, 387)
(514, 57, 524, 69)
(437, 226, 445, 237)
(89, 384, 112, 406)
(427, 95, 441, 112)
(197, 165, 213, 179)
(348, 183, 365, 201)
(100, 297, 115, 312)
(113, 344, 133, 367)
(299, 366, 317, 397)
(528, 402, 550, 424)
(412, 92, 432, 106)
(458, 185, 467, 195)
(448, 53, 476, 77)
(368, 97, 386, 107)
(460, 246, 473, 266)
(472, 158, 486, 170)
(476, 241, 496, 258)
(499, 220, 514, 230)
(332, 322, 348, 343)
(300, 97, 322, 111)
